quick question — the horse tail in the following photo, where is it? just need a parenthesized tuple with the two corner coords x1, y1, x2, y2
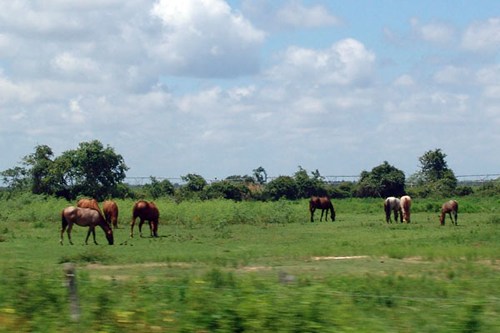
(384, 200, 390, 222)
(61, 211, 68, 229)
(329, 201, 336, 221)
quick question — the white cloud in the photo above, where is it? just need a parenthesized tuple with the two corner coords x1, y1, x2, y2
(242, 0, 340, 32)
(433, 66, 472, 85)
(151, 0, 265, 78)
(268, 39, 375, 86)
(51, 52, 100, 79)
(411, 18, 455, 44)
(276, 0, 341, 28)
(462, 18, 500, 53)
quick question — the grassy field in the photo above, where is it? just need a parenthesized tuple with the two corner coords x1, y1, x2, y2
(0, 194, 499, 332)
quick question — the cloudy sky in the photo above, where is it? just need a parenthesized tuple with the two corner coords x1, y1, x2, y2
(1, 0, 499, 182)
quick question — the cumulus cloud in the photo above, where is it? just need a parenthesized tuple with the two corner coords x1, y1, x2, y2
(267, 39, 376, 86)
(150, 0, 265, 78)
(462, 18, 500, 53)
(276, 0, 341, 28)
(410, 18, 455, 44)
(242, 0, 340, 31)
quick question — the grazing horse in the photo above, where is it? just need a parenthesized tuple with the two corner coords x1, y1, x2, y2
(131, 200, 159, 238)
(77, 198, 105, 219)
(384, 197, 402, 223)
(60, 206, 114, 245)
(440, 200, 458, 226)
(309, 196, 336, 222)
(103, 200, 119, 229)
(400, 195, 412, 223)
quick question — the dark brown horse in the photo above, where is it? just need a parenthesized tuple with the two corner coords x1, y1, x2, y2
(440, 200, 458, 226)
(61, 206, 114, 245)
(131, 200, 159, 238)
(309, 196, 336, 222)
(103, 200, 119, 229)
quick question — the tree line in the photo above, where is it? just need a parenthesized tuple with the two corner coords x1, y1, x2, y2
(1, 140, 498, 201)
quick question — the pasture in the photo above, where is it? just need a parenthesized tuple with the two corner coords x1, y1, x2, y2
(0, 194, 499, 332)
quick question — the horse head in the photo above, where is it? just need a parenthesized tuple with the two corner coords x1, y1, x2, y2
(105, 229, 114, 245)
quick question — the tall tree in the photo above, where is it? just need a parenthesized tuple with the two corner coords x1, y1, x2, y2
(356, 161, 405, 198)
(1, 141, 128, 199)
(413, 148, 457, 195)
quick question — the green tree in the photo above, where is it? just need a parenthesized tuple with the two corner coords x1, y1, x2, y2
(1, 141, 128, 200)
(203, 180, 249, 201)
(264, 176, 298, 200)
(293, 166, 327, 198)
(411, 149, 457, 196)
(57, 140, 128, 200)
(144, 177, 175, 199)
(356, 161, 405, 198)
(418, 149, 455, 183)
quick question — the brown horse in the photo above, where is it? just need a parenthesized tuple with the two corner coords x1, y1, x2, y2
(60, 206, 114, 245)
(440, 200, 458, 226)
(77, 198, 101, 211)
(400, 195, 412, 223)
(77, 198, 105, 219)
(103, 200, 119, 229)
(309, 196, 336, 222)
(131, 200, 159, 238)
(384, 197, 402, 223)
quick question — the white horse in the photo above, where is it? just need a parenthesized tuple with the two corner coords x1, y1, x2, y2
(384, 197, 402, 223)
(400, 195, 412, 223)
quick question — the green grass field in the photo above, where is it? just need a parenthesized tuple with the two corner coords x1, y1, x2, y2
(0, 194, 499, 332)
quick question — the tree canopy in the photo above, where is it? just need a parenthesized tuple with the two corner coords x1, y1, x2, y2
(356, 161, 406, 198)
(1, 140, 128, 200)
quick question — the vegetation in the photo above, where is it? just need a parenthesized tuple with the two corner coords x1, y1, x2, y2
(2, 142, 499, 201)
(0, 194, 498, 332)
(1, 141, 128, 200)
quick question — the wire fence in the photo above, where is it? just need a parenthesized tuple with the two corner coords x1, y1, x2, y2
(125, 174, 500, 186)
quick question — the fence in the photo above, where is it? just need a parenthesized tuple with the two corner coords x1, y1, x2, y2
(125, 174, 500, 186)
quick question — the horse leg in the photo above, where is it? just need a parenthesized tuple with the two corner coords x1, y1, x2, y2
(310, 207, 315, 222)
(60, 224, 67, 245)
(138, 218, 145, 237)
(91, 227, 98, 245)
(320, 209, 325, 222)
(454, 211, 458, 225)
(85, 227, 93, 245)
(130, 217, 136, 238)
(67, 224, 74, 245)
(148, 221, 154, 237)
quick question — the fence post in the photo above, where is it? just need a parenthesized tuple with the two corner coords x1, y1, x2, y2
(63, 262, 80, 322)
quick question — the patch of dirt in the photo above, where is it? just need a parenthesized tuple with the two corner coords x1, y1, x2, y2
(312, 255, 369, 261)
(86, 262, 192, 270)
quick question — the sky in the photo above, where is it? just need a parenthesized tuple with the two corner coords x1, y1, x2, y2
(1, 0, 499, 183)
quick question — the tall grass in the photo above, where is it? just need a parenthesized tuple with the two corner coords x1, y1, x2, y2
(0, 194, 499, 332)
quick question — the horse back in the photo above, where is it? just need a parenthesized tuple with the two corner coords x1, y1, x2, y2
(63, 206, 101, 227)
(133, 201, 159, 220)
(103, 200, 118, 218)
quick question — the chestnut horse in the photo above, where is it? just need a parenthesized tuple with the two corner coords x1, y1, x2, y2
(440, 200, 458, 226)
(384, 197, 402, 223)
(309, 196, 336, 222)
(131, 200, 159, 238)
(400, 195, 412, 223)
(77, 198, 105, 219)
(60, 206, 114, 245)
(103, 200, 119, 229)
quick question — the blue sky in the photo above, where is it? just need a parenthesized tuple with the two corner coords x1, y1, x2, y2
(1, 0, 499, 183)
